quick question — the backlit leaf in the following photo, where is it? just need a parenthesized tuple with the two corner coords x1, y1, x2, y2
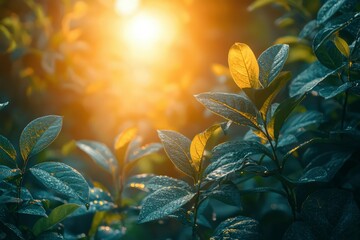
(195, 92, 259, 129)
(247, 0, 289, 12)
(190, 124, 221, 172)
(157, 130, 195, 178)
(30, 162, 89, 204)
(0, 135, 17, 167)
(77, 140, 117, 172)
(19, 115, 62, 161)
(258, 44, 289, 86)
(211, 216, 261, 240)
(138, 187, 195, 223)
(114, 127, 138, 164)
(333, 36, 350, 57)
(228, 43, 261, 89)
(32, 203, 80, 236)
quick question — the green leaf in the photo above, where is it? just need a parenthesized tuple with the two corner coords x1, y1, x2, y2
(318, 80, 354, 99)
(145, 175, 192, 192)
(77, 140, 117, 173)
(283, 222, 316, 240)
(0, 219, 24, 240)
(301, 189, 360, 239)
(18, 200, 47, 217)
(19, 115, 63, 161)
(268, 95, 305, 140)
(0, 101, 8, 110)
(289, 61, 336, 97)
(298, 151, 352, 183)
(228, 43, 261, 89)
(138, 187, 195, 223)
(30, 162, 89, 204)
(258, 44, 289, 86)
(195, 92, 259, 129)
(281, 111, 323, 135)
(317, 0, 347, 24)
(206, 182, 241, 206)
(0, 166, 20, 181)
(190, 124, 221, 172)
(32, 203, 80, 236)
(205, 140, 272, 180)
(157, 130, 195, 178)
(244, 71, 292, 117)
(211, 216, 261, 240)
(0, 135, 17, 167)
(315, 40, 345, 70)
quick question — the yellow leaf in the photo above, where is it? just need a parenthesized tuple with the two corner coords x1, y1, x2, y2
(114, 127, 138, 151)
(114, 127, 138, 166)
(228, 43, 261, 89)
(333, 36, 350, 58)
(190, 124, 222, 172)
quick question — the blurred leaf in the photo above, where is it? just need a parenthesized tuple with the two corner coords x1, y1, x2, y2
(32, 203, 80, 236)
(128, 143, 162, 162)
(0, 101, 8, 110)
(205, 140, 272, 180)
(298, 151, 352, 183)
(77, 140, 117, 172)
(211, 216, 261, 240)
(190, 124, 221, 172)
(247, 0, 289, 11)
(258, 44, 289, 86)
(138, 187, 195, 223)
(37, 232, 64, 240)
(299, 20, 318, 39)
(95, 226, 124, 240)
(244, 71, 292, 117)
(195, 92, 259, 129)
(289, 61, 336, 97)
(0, 135, 17, 167)
(157, 130, 195, 179)
(317, 0, 347, 24)
(19, 115, 63, 161)
(114, 127, 137, 164)
(301, 189, 360, 239)
(333, 36, 350, 57)
(30, 162, 89, 204)
(0, 25, 16, 53)
(126, 174, 155, 191)
(268, 95, 305, 140)
(228, 43, 261, 89)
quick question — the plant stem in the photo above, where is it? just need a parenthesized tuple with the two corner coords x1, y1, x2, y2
(192, 157, 205, 240)
(341, 89, 349, 130)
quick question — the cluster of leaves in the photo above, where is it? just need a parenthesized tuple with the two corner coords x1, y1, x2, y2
(0, 110, 90, 239)
(1, 0, 360, 239)
(128, 0, 360, 239)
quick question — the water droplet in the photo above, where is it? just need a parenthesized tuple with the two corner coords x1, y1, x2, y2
(85, 203, 90, 210)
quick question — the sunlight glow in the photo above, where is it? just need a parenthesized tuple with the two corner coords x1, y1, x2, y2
(115, 0, 139, 16)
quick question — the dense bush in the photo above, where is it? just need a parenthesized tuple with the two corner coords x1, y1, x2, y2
(1, 0, 360, 239)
